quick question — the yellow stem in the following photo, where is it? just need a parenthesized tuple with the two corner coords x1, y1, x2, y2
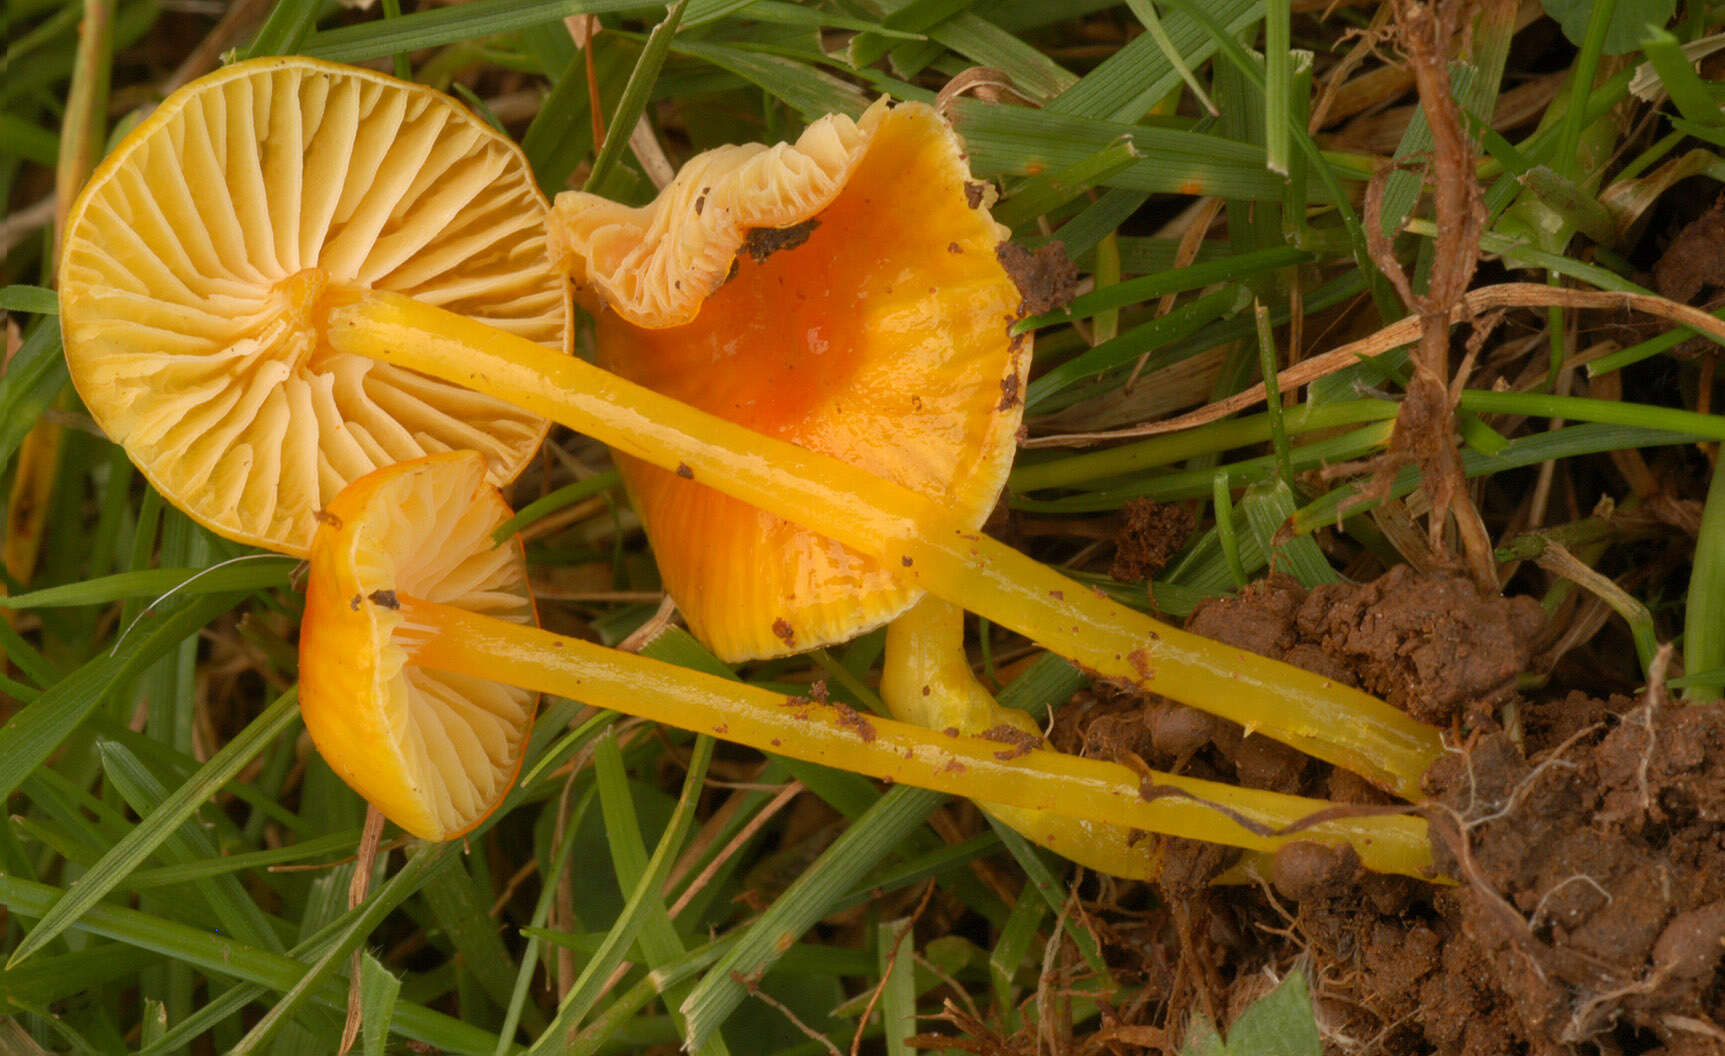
(396, 595, 1436, 877)
(881, 596, 1300, 880)
(327, 290, 1444, 797)
(882, 597, 1173, 878)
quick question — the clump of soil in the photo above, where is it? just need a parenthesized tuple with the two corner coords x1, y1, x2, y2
(1110, 499, 1196, 583)
(1045, 568, 1725, 1055)
(1653, 198, 1725, 304)
(1188, 566, 1546, 725)
(1414, 690, 1725, 1054)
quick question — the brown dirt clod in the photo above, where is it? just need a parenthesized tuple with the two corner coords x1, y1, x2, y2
(1055, 565, 1725, 1056)
(1110, 498, 1196, 583)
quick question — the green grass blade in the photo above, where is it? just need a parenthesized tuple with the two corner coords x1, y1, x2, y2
(303, 0, 643, 63)
(0, 873, 509, 1056)
(243, 0, 322, 58)
(1051, 0, 1257, 122)
(1020, 246, 1309, 330)
(0, 284, 58, 314)
(96, 739, 286, 952)
(672, 39, 868, 119)
(583, 0, 690, 192)
(360, 952, 402, 1056)
(0, 319, 68, 476)
(1241, 480, 1335, 586)
(1025, 285, 1240, 407)
(954, 100, 1286, 199)
(6, 689, 298, 968)
(525, 733, 714, 1054)
(679, 786, 943, 1047)
(1686, 459, 1725, 701)
(227, 842, 457, 1055)
(0, 590, 243, 814)
(0, 558, 297, 609)
(1293, 424, 1706, 531)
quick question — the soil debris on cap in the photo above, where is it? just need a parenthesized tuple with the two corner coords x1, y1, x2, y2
(1110, 498, 1196, 583)
(740, 219, 821, 264)
(994, 241, 1079, 316)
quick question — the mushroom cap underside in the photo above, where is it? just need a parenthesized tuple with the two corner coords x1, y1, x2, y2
(301, 450, 537, 842)
(553, 101, 1029, 661)
(59, 56, 569, 557)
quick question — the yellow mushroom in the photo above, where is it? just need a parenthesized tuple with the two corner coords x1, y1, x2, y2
(300, 450, 1434, 879)
(551, 100, 1026, 662)
(59, 56, 1442, 803)
(58, 56, 566, 554)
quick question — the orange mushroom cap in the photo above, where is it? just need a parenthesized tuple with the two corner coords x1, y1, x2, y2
(548, 101, 1029, 661)
(301, 450, 537, 841)
(58, 57, 569, 557)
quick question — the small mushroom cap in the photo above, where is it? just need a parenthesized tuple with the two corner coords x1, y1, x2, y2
(549, 101, 1030, 661)
(301, 450, 537, 841)
(59, 57, 569, 557)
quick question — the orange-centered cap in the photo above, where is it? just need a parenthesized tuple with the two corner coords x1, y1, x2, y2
(548, 101, 1029, 660)
(58, 57, 569, 556)
(301, 451, 537, 841)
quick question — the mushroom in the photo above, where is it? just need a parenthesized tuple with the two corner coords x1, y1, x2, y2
(551, 99, 1027, 663)
(58, 56, 566, 555)
(552, 106, 1208, 873)
(59, 56, 1441, 798)
(301, 450, 1435, 878)
(534, 101, 1443, 798)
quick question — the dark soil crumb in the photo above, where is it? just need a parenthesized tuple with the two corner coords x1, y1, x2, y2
(1273, 693, 1725, 1056)
(1110, 498, 1196, 583)
(1298, 566, 1547, 724)
(1271, 841, 1362, 902)
(1654, 197, 1725, 303)
(833, 703, 876, 743)
(979, 723, 1042, 760)
(1411, 692, 1725, 1054)
(995, 241, 1079, 316)
(741, 219, 820, 263)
